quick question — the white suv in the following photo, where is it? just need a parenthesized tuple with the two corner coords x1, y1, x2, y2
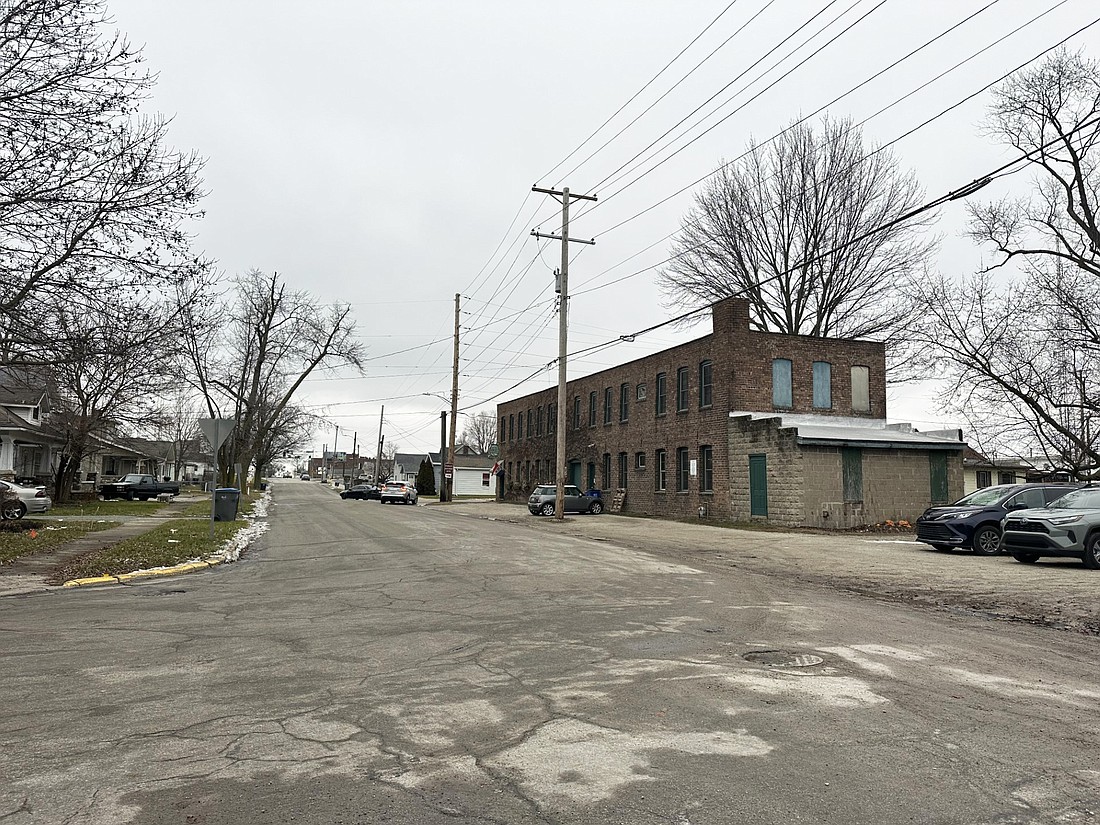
(380, 481, 418, 505)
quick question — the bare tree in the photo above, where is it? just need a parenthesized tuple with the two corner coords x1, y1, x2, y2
(183, 269, 364, 487)
(44, 298, 180, 501)
(660, 117, 934, 353)
(0, 0, 205, 361)
(913, 49, 1100, 475)
(459, 411, 497, 455)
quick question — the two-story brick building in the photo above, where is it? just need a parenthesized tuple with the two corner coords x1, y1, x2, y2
(496, 297, 963, 527)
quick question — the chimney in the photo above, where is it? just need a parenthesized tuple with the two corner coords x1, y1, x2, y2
(711, 297, 750, 336)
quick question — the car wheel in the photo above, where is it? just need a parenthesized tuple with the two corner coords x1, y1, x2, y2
(1, 500, 26, 520)
(972, 525, 1001, 555)
(588, 501, 604, 515)
(1084, 533, 1100, 569)
(1013, 553, 1040, 564)
(539, 502, 555, 516)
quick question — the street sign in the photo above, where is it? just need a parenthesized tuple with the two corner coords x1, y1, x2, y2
(198, 418, 235, 450)
(444, 463, 454, 479)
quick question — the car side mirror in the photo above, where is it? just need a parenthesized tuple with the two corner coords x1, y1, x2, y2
(1008, 502, 1026, 511)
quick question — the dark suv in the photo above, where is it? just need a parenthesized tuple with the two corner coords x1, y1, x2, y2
(915, 483, 1080, 555)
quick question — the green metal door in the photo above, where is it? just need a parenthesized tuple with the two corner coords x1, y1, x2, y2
(749, 454, 768, 516)
(568, 461, 581, 487)
(586, 462, 596, 490)
(929, 453, 948, 503)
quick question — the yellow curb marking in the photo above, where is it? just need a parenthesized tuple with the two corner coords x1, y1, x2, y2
(62, 575, 119, 588)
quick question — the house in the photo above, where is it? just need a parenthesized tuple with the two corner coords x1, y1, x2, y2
(0, 372, 65, 483)
(496, 297, 965, 527)
(393, 452, 441, 489)
(449, 444, 496, 496)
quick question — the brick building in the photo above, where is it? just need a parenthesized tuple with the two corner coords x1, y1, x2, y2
(495, 297, 963, 527)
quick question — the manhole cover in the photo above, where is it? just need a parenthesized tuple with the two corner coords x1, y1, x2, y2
(742, 650, 824, 668)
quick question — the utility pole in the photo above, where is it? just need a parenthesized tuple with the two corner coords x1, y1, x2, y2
(375, 406, 385, 483)
(447, 292, 460, 503)
(351, 431, 357, 480)
(531, 185, 596, 520)
(439, 410, 448, 502)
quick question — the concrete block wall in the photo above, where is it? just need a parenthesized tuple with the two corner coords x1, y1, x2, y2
(727, 416, 804, 526)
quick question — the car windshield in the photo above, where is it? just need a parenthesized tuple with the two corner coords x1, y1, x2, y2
(533, 487, 555, 496)
(953, 486, 1015, 506)
(1047, 488, 1100, 510)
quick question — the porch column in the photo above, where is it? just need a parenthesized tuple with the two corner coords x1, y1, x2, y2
(0, 437, 13, 477)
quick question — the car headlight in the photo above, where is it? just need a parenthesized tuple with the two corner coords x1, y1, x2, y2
(937, 512, 966, 520)
(1049, 514, 1083, 525)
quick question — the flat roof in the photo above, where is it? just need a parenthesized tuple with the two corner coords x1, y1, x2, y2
(730, 411, 965, 451)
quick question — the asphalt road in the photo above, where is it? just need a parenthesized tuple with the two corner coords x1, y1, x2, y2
(2, 481, 1099, 824)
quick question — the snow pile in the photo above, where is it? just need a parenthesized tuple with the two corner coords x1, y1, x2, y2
(218, 485, 272, 562)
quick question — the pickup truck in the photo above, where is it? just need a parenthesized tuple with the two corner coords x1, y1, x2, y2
(98, 474, 181, 501)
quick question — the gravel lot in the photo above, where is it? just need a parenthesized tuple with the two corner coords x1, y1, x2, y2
(443, 500, 1100, 635)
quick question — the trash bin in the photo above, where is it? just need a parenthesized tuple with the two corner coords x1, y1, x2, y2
(213, 487, 240, 522)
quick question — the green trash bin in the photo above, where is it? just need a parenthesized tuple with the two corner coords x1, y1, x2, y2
(213, 488, 240, 521)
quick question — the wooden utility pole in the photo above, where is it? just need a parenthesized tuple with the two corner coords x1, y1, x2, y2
(447, 293, 460, 502)
(531, 186, 596, 520)
(439, 411, 448, 502)
(375, 406, 385, 483)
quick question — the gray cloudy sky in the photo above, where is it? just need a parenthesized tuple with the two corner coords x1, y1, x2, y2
(107, 0, 1097, 457)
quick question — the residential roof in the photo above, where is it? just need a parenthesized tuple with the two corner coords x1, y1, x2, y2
(730, 412, 966, 451)
(0, 370, 45, 407)
(455, 455, 495, 470)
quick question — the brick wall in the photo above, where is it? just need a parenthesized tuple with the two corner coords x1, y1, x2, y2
(497, 296, 887, 520)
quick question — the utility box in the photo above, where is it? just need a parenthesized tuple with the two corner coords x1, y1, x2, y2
(213, 488, 240, 522)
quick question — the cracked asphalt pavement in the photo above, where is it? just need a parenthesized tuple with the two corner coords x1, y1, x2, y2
(2, 481, 1099, 824)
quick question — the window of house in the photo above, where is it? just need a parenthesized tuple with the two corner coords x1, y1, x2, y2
(602, 453, 611, 489)
(773, 359, 793, 407)
(573, 396, 581, 429)
(655, 449, 667, 491)
(517, 412, 523, 440)
(676, 447, 690, 491)
(851, 365, 870, 413)
(32, 406, 39, 421)
(507, 461, 512, 480)
(842, 448, 863, 502)
(620, 383, 629, 422)
(589, 391, 597, 426)
(526, 409, 533, 438)
(525, 460, 531, 485)
(509, 414, 514, 441)
(618, 452, 628, 488)
(636, 383, 647, 401)
(699, 360, 713, 408)
(812, 361, 832, 409)
(499, 417, 505, 443)
(700, 445, 713, 492)
(655, 373, 667, 416)
(976, 470, 992, 488)
(536, 405, 543, 436)
(999, 471, 1015, 485)
(676, 367, 689, 412)
(604, 387, 613, 424)
(533, 459, 540, 482)
(548, 403, 556, 432)
(635, 452, 646, 471)
(482, 472, 490, 487)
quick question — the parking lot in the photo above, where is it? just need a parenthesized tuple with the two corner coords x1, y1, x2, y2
(446, 500, 1100, 635)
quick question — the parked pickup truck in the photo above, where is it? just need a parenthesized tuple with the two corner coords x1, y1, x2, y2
(98, 474, 180, 501)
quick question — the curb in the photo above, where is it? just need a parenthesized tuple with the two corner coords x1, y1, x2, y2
(62, 556, 226, 588)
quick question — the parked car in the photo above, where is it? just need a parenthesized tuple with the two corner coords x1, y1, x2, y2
(914, 483, 1079, 555)
(341, 484, 380, 501)
(0, 479, 51, 519)
(1001, 487, 1100, 567)
(380, 481, 418, 505)
(98, 474, 181, 501)
(300, 474, 311, 481)
(528, 484, 604, 516)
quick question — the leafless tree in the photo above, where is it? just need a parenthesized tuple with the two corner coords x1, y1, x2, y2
(660, 117, 934, 359)
(459, 410, 497, 455)
(0, 0, 205, 361)
(44, 297, 180, 501)
(913, 49, 1100, 475)
(183, 269, 364, 488)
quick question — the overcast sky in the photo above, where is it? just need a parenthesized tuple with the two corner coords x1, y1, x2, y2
(106, 0, 1098, 458)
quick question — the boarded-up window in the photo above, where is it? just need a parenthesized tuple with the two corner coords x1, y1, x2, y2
(842, 448, 863, 502)
(772, 359, 793, 407)
(813, 362, 832, 409)
(930, 453, 949, 503)
(851, 365, 870, 412)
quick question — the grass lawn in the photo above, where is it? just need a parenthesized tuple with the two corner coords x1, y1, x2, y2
(48, 500, 170, 517)
(0, 519, 120, 565)
(48, 519, 248, 583)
